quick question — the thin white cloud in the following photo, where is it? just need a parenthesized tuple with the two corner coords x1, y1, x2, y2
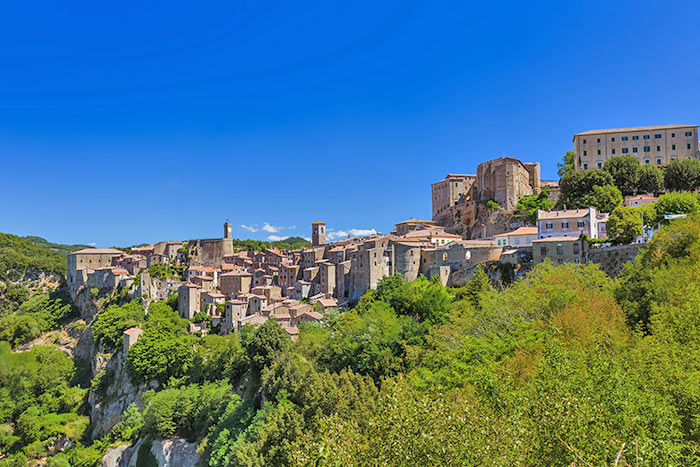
(240, 224, 258, 233)
(303, 237, 311, 242)
(327, 228, 377, 240)
(262, 222, 295, 233)
(268, 235, 290, 241)
(262, 222, 279, 233)
(88, 242, 97, 247)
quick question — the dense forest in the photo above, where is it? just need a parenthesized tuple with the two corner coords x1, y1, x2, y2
(3, 217, 700, 465)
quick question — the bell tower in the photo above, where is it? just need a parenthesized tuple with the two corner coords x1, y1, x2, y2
(311, 221, 326, 247)
(224, 221, 232, 239)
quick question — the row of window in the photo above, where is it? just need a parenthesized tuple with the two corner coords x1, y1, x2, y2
(540, 243, 580, 255)
(582, 131, 693, 144)
(582, 154, 695, 170)
(543, 221, 585, 229)
(583, 143, 691, 156)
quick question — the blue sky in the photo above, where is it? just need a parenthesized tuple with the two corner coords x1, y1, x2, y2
(1, 0, 699, 246)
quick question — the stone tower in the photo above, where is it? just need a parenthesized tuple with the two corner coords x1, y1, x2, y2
(311, 221, 326, 247)
(224, 221, 232, 239)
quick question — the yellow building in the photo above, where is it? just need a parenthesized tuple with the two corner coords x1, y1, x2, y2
(573, 124, 699, 170)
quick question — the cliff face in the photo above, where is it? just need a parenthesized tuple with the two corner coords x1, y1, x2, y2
(101, 438, 200, 467)
(87, 350, 151, 440)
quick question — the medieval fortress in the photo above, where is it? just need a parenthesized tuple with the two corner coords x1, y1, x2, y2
(66, 124, 700, 339)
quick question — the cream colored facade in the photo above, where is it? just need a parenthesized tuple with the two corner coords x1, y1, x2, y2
(573, 124, 699, 170)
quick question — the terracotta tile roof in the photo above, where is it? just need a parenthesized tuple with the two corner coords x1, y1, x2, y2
(395, 218, 437, 225)
(318, 298, 338, 307)
(311, 221, 326, 225)
(574, 124, 697, 138)
(301, 311, 323, 320)
(494, 227, 538, 237)
(72, 248, 124, 255)
(537, 209, 591, 220)
(123, 327, 142, 335)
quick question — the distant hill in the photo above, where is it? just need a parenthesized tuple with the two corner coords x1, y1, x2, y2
(0, 234, 91, 279)
(23, 235, 93, 256)
(232, 236, 312, 252)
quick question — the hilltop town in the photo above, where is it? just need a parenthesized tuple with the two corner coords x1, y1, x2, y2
(65, 123, 700, 341)
(4, 123, 700, 466)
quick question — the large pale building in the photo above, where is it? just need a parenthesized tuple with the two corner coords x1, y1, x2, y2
(573, 124, 699, 170)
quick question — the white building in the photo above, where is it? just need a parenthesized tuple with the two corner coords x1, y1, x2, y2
(494, 227, 538, 247)
(537, 208, 601, 239)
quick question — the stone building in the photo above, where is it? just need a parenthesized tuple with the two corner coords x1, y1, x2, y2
(178, 283, 201, 319)
(532, 236, 588, 265)
(431, 174, 476, 220)
(573, 124, 700, 170)
(476, 157, 541, 211)
(67, 248, 125, 291)
(392, 240, 424, 282)
(219, 271, 252, 297)
(393, 218, 437, 236)
(312, 221, 326, 247)
(123, 327, 143, 352)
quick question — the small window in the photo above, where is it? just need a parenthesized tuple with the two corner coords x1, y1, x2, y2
(596, 149, 600, 155)
(643, 135, 649, 140)
(643, 146, 650, 152)
(644, 159, 650, 164)
(583, 150, 587, 156)
(657, 146, 661, 151)
(562, 221, 569, 228)
(583, 139, 587, 144)
(545, 222, 553, 229)
(611, 148, 616, 154)
(583, 163, 588, 169)
(656, 158, 662, 165)
(514, 238, 520, 245)
(688, 144, 692, 150)
(686, 132, 692, 137)
(622, 136, 628, 141)
(540, 246, 547, 256)
(622, 148, 629, 154)
(672, 144, 676, 150)
(597, 138, 601, 143)
(611, 137, 616, 142)
(633, 146, 638, 153)
(672, 133, 676, 138)
(573, 244, 580, 254)
(597, 162, 602, 168)
(556, 244, 564, 255)
(655, 134, 662, 139)
(577, 221, 585, 228)
(633, 135, 639, 140)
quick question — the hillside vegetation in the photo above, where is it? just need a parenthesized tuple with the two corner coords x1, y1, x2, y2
(4, 219, 700, 464)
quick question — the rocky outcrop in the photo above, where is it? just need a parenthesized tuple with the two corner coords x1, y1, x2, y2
(101, 438, 200, 467)
(88, 351, 150, 440)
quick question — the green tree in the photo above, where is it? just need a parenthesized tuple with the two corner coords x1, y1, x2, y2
(516, 189, 555, 224)
(664, 158, 700, 191)
(92, 301, 145, 350)
(585, 184, 622, 213)
(245, 319, 291, 374)
(655, 191, 700, 223)
(607, 206, 643, 244)
(603, 155, 640, 195)
(557, 151, 575, 178)
(637, 164, 664, 194)
(126, 329, 194, 384)
(455, 265, 491, 309)
(558, 169, 615, 209)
